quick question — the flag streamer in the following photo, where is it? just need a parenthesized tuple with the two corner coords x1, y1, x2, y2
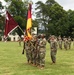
(26, 3, 32, 40)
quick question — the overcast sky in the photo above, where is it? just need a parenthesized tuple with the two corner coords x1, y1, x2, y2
(32, 0, 74, 10)
(1, 0, 74, 19)
(1, 0, 74, 11)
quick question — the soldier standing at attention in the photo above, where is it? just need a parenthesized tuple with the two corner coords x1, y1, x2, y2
(31, 35, 37, 66)
(39, 34, 47, 69)
(50, 35, 58, 64)
(18, 36, 21, 46)
(68, 36, 71, 49)
(36, 35, 41, 67)
(63, 37, 68, 50)
(58, 35, 62, 49)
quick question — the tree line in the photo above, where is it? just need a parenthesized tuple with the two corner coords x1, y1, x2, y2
(0, 0, 74, 38)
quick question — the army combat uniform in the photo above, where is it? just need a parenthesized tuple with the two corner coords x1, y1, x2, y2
(31, 36, 37, 65)
(25, 40, 32, 63)
(68, 37, 71, 49)
(50, 36, 58, 64)
(58, 36, 62, 49)
(63, 38, 68, 50)
(39, 37, 47, 68)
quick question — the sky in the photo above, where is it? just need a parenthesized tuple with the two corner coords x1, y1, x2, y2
(32, 0, 74, 10)
(1, 0, 74, 18)
(1, 0, 74, 11)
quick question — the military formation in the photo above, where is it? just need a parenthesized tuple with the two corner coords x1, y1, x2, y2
(23, 34, 73, 69)
(23, 34, 47, 69)
(58, 36, 72, 50)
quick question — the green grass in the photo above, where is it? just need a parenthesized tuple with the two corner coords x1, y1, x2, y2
(0, 41, 74, 75)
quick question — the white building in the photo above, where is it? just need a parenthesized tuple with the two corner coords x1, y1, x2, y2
(8, 34, 19, 41)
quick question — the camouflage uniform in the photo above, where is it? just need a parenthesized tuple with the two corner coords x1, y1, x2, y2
(25, 40, 32, 63)
(58, 36, 62, 49)
(63, 37, 68, 50)
(50, 36, 58, 63)
(68, 36, 71, 49)
(25, 40, 29, 63)
(31, 36, 37, 65)
(18, 36, 22, 46)
(36, 36, 40, 67)
(39, 36, 47, 67)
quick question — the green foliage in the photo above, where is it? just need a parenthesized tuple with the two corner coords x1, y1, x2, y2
(0, 0, 74, 38)
(0, 15, 5, 36)
(0, 36, 2, 41)
(35, 0, 72, 37)
(32, 19, 39, 27)
(0, 42, 74, 75)
(0, 1, 4, 10)
(67, 10, 74, 37)
(0, 2, 4, 36)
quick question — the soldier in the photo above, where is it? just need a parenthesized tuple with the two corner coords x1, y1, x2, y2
(31, 35, 37, 66)
(50, 35, 58, 64)
(58, 35, 62, 49)
(36, 35, 41, 67)
(68, 36, 71, 49)
(28, 40, 32, 64)
(18, 36, 21, 46)
(24, 36, 32, 64)
(39, 34, 47, 69)
(25, 40, 31, 64)
(48, 35, 52, 43)
(63, 37, 68, 50)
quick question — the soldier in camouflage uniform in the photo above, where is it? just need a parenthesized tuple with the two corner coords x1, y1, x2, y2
(50, 35, 58, 64)
(31, 35, 37, 66)
(36, 35, 41, 67)
(39, 34, 47, 69)
(25, 40, 32, 64)
(63, 37, 68, 50)
(58, 35, 62, 49)
(68, 36, 71, 49)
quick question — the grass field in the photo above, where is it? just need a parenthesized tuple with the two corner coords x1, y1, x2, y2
(0, 42, 74, 75)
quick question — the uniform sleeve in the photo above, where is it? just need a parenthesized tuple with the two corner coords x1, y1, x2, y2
(54, 41, 58, 50)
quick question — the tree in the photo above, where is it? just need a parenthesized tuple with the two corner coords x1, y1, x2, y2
(35, 1, 48, 34)
(0, 1, 4, 13)
(67, 10, 74, 37)
(0, 1, 4, 36)
(35, 0, 69, 37)
(46, 2, 69, 36)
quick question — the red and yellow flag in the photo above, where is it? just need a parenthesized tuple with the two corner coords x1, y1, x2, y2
(26, 3, 32, 39)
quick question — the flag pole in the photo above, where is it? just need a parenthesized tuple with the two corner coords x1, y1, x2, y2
(18, 26, 24, 35)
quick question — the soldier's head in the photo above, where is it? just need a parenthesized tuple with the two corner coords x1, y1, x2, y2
(51, 35, 55, 40)
(41, 34, 46, 39)
(37, 34, 41, 39)
(63, 36, 65, 38)
(68, 36, 70, 38)
(31, 33, 35, 36)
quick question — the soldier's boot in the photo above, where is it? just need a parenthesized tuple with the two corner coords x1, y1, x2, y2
(27, 59, 29, 63)
(40, 65, 44, 69)
(28, 60, 32, 64)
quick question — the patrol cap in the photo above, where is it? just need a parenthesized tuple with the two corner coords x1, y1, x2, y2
(51, 35, 56, 39)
